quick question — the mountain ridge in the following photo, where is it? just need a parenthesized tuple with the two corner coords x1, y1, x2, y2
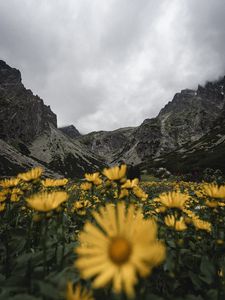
(1, 59, 225, 177)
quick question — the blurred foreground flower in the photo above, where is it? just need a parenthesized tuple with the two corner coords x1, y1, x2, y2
(26, 191, 68, 212)
(66, 282, 94, 300)
(75, 203, 165, 298)
(18, 167, 43, 181)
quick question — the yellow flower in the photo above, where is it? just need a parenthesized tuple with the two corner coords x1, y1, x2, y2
(0, 202, 6, 212)
(202, 183, 225, 199)
(80, 182, 92, 191)
(132, 186, 148, 201)
(18, 167, 43, 181)
(41, 178, 68, 187)
(102, 165, 127, 181)
(26, 191, 68, 212)
(85, 172, 100, 183)
(0, 191, 7, 202)
(164, 215, 187, 231)
(121, 179, 139, 189)
(66, 282, 94, 300)
(0, 178, 20, 188)
(75, 203, 165, 298)
(154, 191, 189, 210)
(192, 218, 211, 232)
(93, 177, 102, 186)
(119, 189, 129, 199)
(205, 200, 219, 208)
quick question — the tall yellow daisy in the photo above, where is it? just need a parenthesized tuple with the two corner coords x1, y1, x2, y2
(75, 203, 165, 298)
(154, 191, 189, 210)
(41, 178, 68, 187)
(0, 178, 20, 188)
(202, 183, 225, 199)
(18, 167, 43, 181)
(102, 165, 127, 181)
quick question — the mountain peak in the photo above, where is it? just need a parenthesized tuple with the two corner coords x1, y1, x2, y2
(59, 125, 81, 138)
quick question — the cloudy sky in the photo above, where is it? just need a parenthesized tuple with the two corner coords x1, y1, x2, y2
(1, 0, 225, 133)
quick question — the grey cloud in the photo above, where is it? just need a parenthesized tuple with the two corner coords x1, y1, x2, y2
(0, 0, 225, 133)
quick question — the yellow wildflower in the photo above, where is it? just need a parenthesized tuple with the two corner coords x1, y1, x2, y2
(154, 191, 189, 210)
(0, 178, 20, 188)
(80, 182, 92, 191)
(132, 186, 148, 201)
(0, 202, 6, 212)
(26, 191, 68, 212)
(202, 183, 225, 199)
(75, 203, 165, 298)
(85, 172, 100, 183)
(18, 167, 43, 181)
(0, 191, 7, 202)
(41, 178, 68, 187)
(66, 282, 94, 300)
(192, 217, 211, 232)
(102, 165, 127, 181)
(121, 179, 139, 189)
(119, 189, 129, 199)
(164, 215, 187, 231)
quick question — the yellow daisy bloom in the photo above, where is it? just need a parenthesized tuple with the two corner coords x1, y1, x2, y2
(41, 178, 68, 187)
(164, 215, 187, 231)
(66, 282, 94, 300)
(132, 186, 148, 201)
(26, 191, 68, 212)
(75, 203, 165, 298)
(192, 217, 211, 232)
(0, 202, 6, 212)
(80, 182, 92, 191)
(202, 183, 225, 199)
(102, 165, 127, 181)
(121, 179, 139, 189)
(119, 189, 129, 199)
(85, 172, 100, 183)
(154, 191, 190, 210)
(0, 178, 20, 188)
(18, 167, 43, 181)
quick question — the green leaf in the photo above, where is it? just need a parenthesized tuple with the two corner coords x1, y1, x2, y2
(200, 256, 215, 284)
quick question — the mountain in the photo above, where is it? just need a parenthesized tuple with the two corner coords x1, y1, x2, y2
(1, 59, 225, 177)
(0, 60, 105, 177)
(79, 77, 225, 169)
(148, 103, 225, 174)
(59, 125, 81, 138)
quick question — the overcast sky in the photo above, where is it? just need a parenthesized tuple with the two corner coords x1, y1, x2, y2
(1, 0, 225, 133)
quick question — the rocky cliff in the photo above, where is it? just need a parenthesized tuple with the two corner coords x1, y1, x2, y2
(0, 60, 105, 177)
(59, 125, 81, 139)
(0, 60, 57, 144)
(79, 76, 225, 168)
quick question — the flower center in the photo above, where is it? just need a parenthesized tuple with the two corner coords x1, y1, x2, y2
(108, 237, 132, 265)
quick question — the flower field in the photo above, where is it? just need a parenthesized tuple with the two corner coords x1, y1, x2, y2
(0, 166, 225, 300)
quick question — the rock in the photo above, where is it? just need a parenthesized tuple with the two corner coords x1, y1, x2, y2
(59, 125, 81, 138)
(0, 60, 57, 144)
(0, 60, 106, 177)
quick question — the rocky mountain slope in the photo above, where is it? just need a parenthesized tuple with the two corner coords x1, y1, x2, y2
(1, 59, 225, 176)
(78, 76, 225, 168)
(0, 60, 105, 177)
(148, 103, 225, 174)
(59, 125, 81, 139)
